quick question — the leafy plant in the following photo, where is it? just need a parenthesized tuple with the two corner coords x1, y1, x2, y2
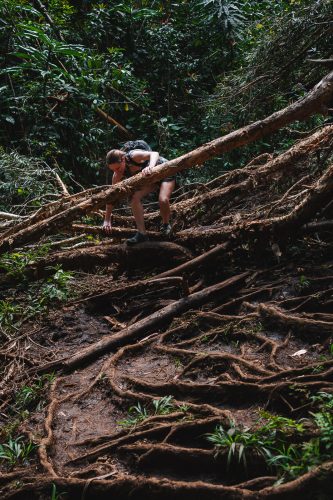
(311, 410, 333, 453)
(39, 266, 74, 305)
(118, 402, 149, 427)
(199, 0, 245, 37)
(208, 396, 333, 482)
(267, 443, 303, 478)
(0, 436, 36, 466)
(207, 420, 273, 469)
(259, 410, 304, 434)
(0, 245, 50, 279)
(119, 396, 187, 427)
(310, 392, 333, 411)
(51, 483, 67, 500)
(152, 396, 176, 415)
(15, 373, 55, 411)
(297, 275, 310, 290)
(174, 357, 183, 368)
(0, 300, 21, 334)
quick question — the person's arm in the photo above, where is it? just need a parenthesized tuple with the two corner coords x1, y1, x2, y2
(103, 171, 123, 232)
(130, 150, 160, 176)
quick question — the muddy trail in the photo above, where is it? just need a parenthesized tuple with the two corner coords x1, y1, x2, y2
(1, 124, 333, 499)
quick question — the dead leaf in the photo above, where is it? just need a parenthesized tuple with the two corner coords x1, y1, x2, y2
(291, 349, 307, 357)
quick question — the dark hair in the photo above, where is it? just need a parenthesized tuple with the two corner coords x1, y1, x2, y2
(106, 149, 123, 166)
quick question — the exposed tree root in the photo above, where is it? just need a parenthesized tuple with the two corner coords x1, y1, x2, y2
(258, 303, 333, 337)
(35, 272, 248, 374)
(2, 77, 333, 500)
(2, 460, 333, 500)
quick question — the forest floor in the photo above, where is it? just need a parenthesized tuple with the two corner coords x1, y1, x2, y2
(0, 126, 333, 499)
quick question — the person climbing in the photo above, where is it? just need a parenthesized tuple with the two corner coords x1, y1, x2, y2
(103, 147, 175, 245)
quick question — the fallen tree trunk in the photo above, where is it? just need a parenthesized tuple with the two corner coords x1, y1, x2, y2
(0, 185, 105, 240)
(1, 71, 333, 253)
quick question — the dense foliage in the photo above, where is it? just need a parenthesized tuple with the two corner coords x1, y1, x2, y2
(0, 0, 331, 189)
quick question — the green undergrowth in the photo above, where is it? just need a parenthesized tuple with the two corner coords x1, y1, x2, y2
(0, 435, 36, 468)
(1, 373, 56, 437)
(118, 396, 190, 427)
(0, 262, 75, 340)
(14, 373, 56, 413)
(51, 483, 67, 500)
(207, 392, 333, 483)
(0, 373, 56, 469)
(0, 245, 51, 279)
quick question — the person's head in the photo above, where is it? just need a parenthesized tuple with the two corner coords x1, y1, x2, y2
(106, 149, 126, 173)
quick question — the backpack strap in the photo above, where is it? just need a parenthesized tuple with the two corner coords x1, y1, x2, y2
(125, 151, 141, 167)
(125, 151, 149, 169)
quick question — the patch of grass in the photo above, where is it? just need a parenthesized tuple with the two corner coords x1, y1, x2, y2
(118, 396, 189, 428)
(0, 436, 36, 467)
(0, 246, 50, 279)
(246, 321, 263, 335)
(0, 266, 74, 339)
(174, 357, 183, 368)
(15, 373, 55, 412)
(118, 402, 149, 427)
(199, 334, 210, 343)
(207, 395, 333, 482)
(152, 395, 176, 415)
(0, 300, 22, 334)
(0, 418, 21, 441)
(297, 275, 310, 291)
(311, 364, 325, 374)
(259, 410, 304, 434)
(207, 419, 273, 470)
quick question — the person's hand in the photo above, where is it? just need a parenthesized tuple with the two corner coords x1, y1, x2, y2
(103, 220, 112, 234)
(142, 166, 153, 176)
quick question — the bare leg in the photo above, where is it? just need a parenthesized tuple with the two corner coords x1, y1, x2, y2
(130, 184, 156, 233)
(158, 180, 176, 224)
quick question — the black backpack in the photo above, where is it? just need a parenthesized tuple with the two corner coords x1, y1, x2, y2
(121, 140, 152, 153)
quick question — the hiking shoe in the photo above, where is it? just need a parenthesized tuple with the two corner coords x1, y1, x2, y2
(160, 223, 172, 237)
(126, 231, 148, 245)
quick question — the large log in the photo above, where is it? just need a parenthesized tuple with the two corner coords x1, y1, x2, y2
(1, 71, 333, 253)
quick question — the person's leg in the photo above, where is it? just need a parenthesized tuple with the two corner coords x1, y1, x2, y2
(158, 180, 176, 224)
(130, 184, 156, 233)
